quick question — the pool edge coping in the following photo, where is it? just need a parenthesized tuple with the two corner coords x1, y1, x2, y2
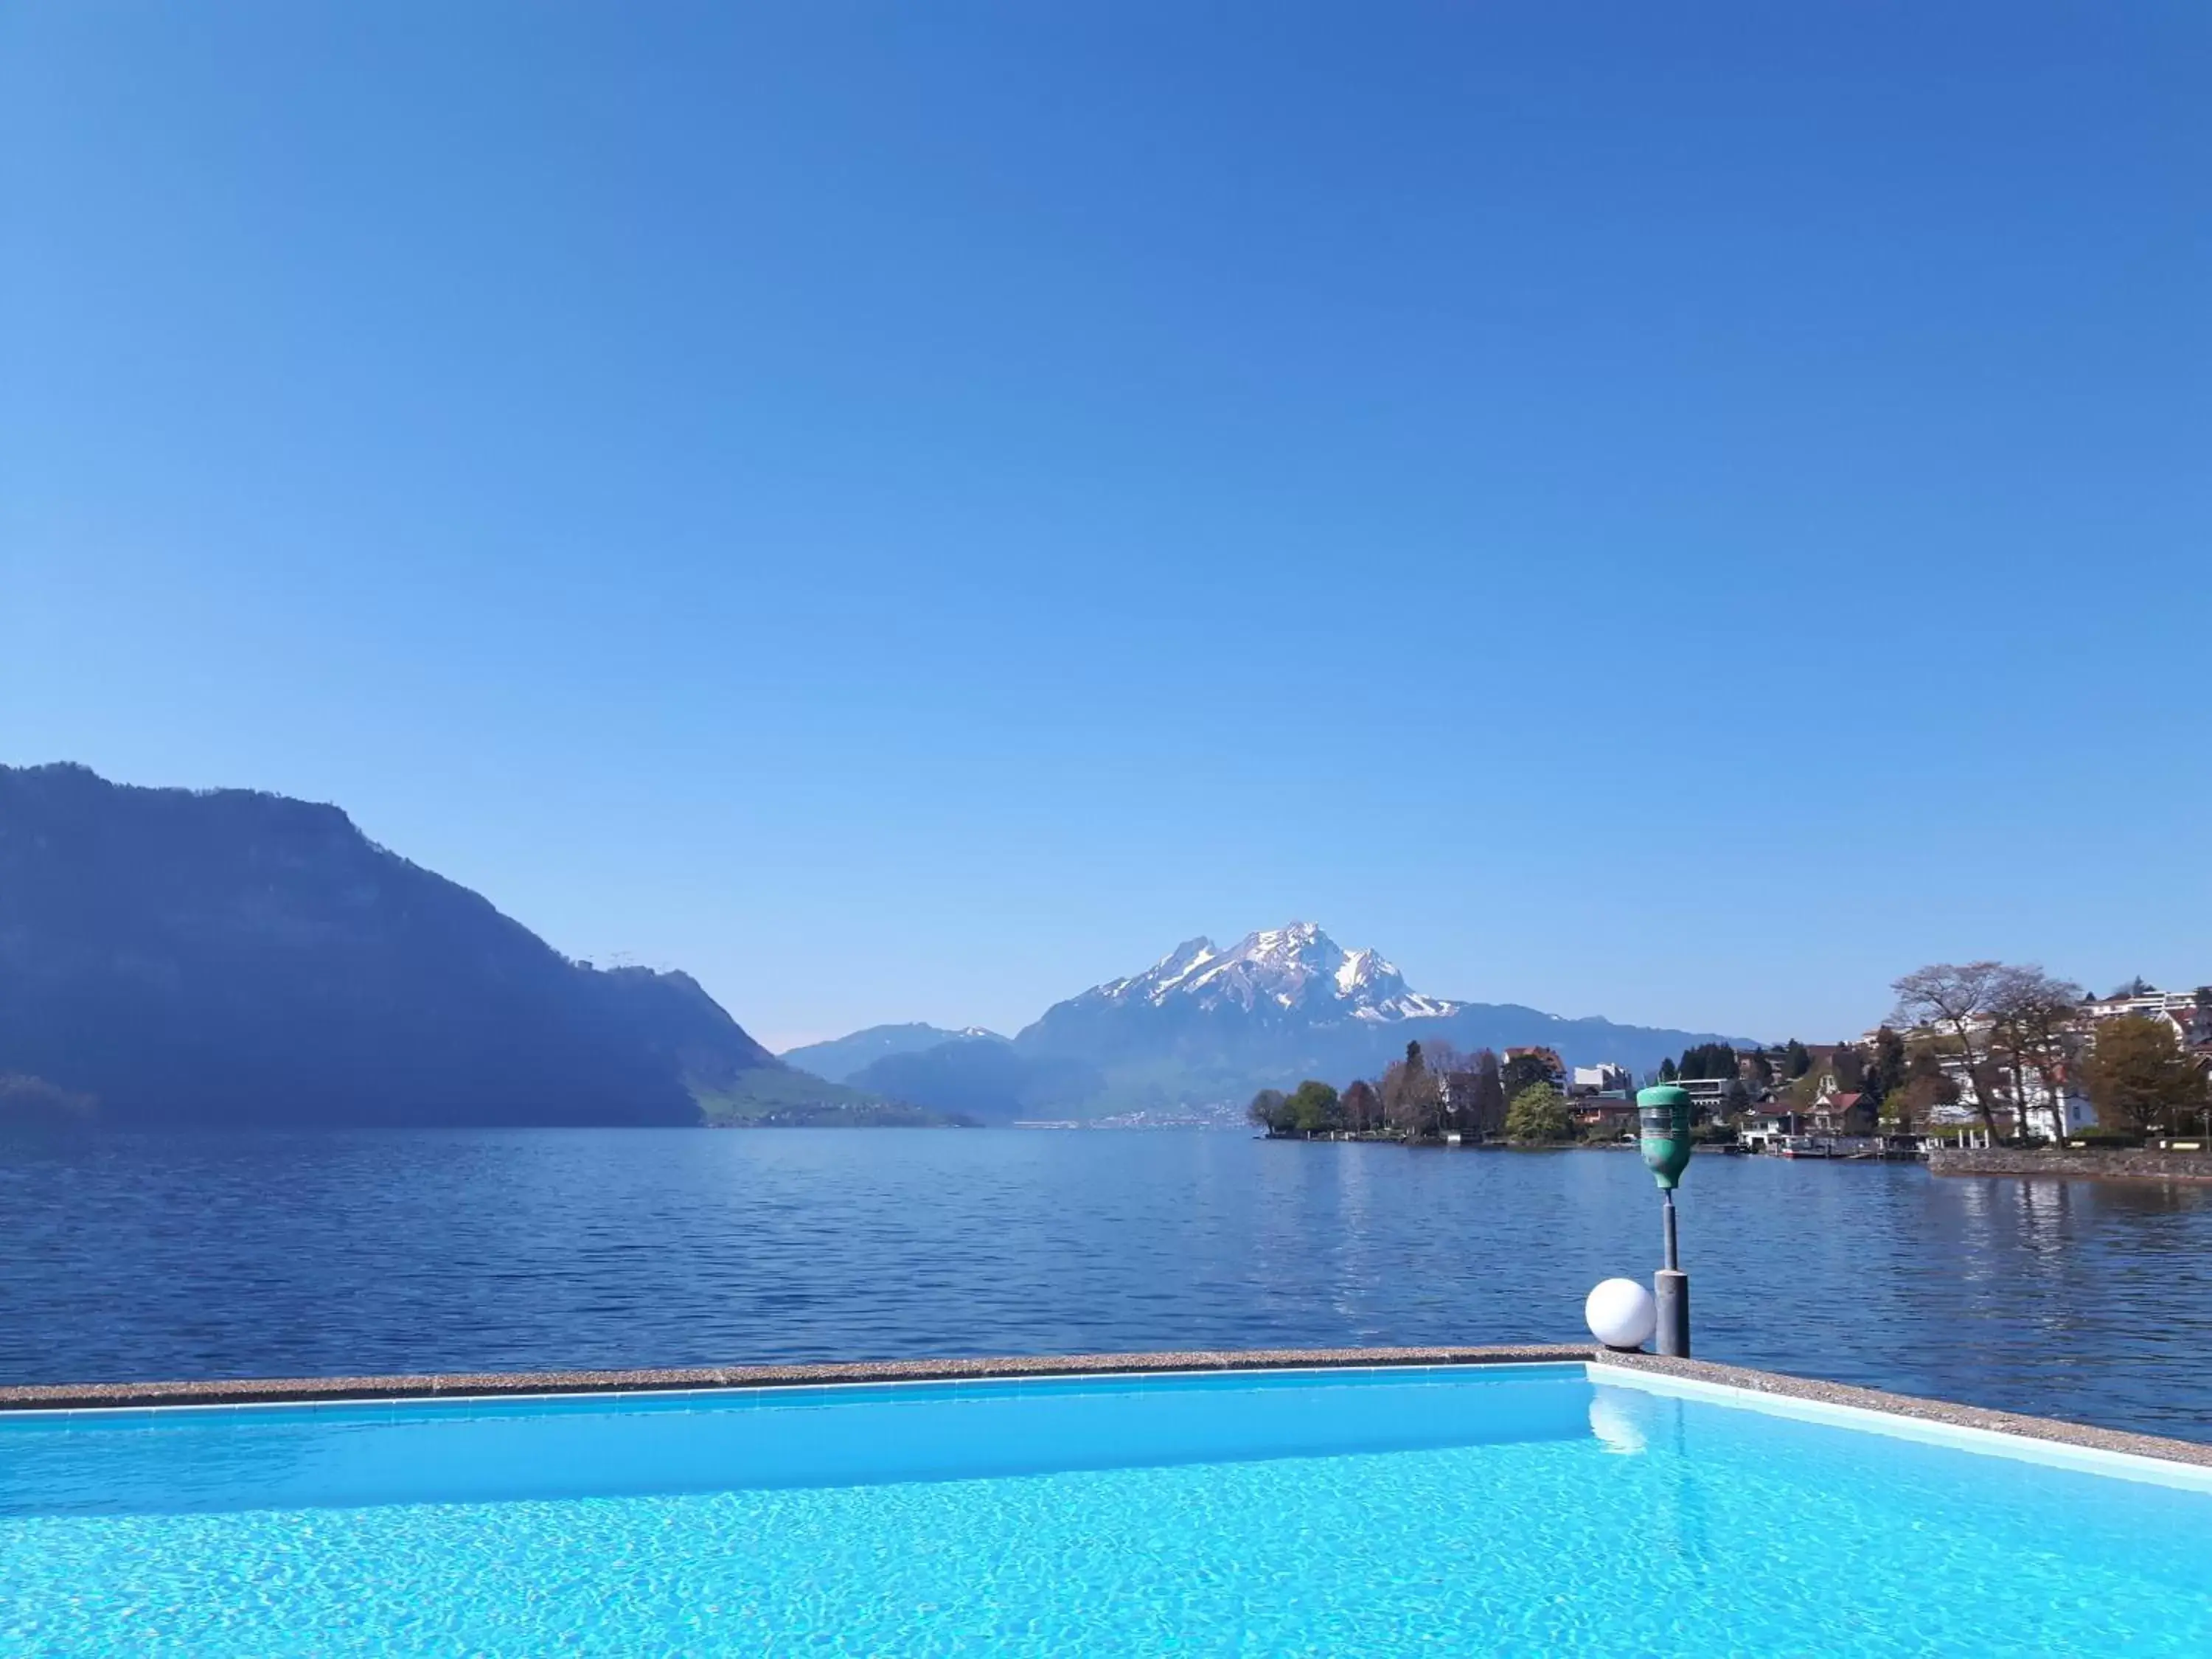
(7, 1346, 2208, 1475)
(1592, 1352, 2212, 1473)
(0, 1345, 1588, 1413)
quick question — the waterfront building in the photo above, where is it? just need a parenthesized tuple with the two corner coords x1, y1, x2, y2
(2082, 987, 2212, 1082)
(1920, 1051, 2094, 1141)
(1571, 1098, 1638, 1138)
(1568, 1062, 1630, 1096)
(2082, 986, 2211, 1028)
(1741, 1102, 1805, 1152)
(1809, 1091, 1876, 1137)
(1676, 1076, 1752, 1119)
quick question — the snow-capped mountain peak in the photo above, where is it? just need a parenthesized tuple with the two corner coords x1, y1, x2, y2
(1090, 922, 1461, 1023)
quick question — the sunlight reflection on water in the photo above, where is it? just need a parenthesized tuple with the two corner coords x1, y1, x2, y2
(1, 1130, 2207, 1439)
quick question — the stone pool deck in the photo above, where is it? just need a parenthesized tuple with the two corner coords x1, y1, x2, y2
(0, 1345, 1585, 1411)
(7, 1346, 2208, 1472)
(1596, 1352, 2212, 1470)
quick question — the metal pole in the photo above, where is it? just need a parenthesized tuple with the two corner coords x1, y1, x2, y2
(1655, 1191, 1690, 1357)
(1639, 1085, 1693, 1359)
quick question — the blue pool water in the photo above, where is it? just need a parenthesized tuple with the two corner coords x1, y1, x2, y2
(5, 1365, 2210, 1656)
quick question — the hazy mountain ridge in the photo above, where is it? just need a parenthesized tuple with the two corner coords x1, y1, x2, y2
(0, 763, 909, 1127)
(781, 1022, 1008, 1084)
(846, 1038, 1097, 1124)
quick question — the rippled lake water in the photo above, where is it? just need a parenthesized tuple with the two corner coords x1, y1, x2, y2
(2, 1130, 2208, 1441)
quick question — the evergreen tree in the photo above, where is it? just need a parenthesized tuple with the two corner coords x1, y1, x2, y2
(1783, 1038, 1812, 1079)
(1676, 1043, 1739, 1081)
(1468, 1048, 1507, 1139)
(1658, 1057, 1677, 1082)
(1834, 1044, 1866, 1093)
(1500, 1051, 1558, 1099)
(1869, 1026, 1909, 1103)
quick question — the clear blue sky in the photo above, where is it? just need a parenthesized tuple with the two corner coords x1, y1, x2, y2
(4, 3, 2205, 1049)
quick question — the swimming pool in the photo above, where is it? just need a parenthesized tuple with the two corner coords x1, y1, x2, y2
(4, 1363, 2209, 1655)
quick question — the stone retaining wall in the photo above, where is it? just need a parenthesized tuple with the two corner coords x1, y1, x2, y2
(1928, 1147, 2212, 1183)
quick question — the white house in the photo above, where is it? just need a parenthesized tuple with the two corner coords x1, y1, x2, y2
(1569, 1063, 1630, 1097)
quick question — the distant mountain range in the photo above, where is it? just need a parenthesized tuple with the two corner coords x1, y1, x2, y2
(1, 765, 1754, 1133)
(0, 764, 934, 1128)
(781, 1023, 1009, 1084)
(804, 922, 1756, 1123)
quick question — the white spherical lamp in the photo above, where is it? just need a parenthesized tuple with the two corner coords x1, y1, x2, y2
(1585, 1277, 1657, 1351)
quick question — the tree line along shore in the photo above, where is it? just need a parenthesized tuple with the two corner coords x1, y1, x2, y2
(1248, 961, 2212, 1148)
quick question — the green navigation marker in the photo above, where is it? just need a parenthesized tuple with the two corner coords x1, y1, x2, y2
(1637, 1083, 1694, 1357)
(1638, 1084, 1694, 1191)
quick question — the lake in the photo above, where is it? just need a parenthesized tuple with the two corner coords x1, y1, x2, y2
(3, 1130, 2209, 1441)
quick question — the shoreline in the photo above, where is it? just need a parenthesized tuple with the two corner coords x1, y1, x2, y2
(1928, 1148, 2212, 1185)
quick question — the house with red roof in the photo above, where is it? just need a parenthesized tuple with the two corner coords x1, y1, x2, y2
(1809, 1091, 1875, 1137)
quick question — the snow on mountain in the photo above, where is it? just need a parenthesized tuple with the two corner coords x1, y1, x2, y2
(821, 920, 1756, 1123)
(1088, 921, 1462, 1025)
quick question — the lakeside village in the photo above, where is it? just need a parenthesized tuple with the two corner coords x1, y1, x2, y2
(1249, 964, 2212, 1161)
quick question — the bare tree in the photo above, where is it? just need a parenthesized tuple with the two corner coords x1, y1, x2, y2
(1380, 1043, 1441, 1139)
(1890, 962, 2011, 1139)
(1419, 1040, 1468, 1076)
(1340, 1078, 1382, 1135)
(1246, 1088, 1288, 1135)
(1420, 1041, 1478, 1138)
(1986, 966, 2088, 1141)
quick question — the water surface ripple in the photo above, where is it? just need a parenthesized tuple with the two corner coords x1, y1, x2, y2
(2, 1130, 2207, 1441)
